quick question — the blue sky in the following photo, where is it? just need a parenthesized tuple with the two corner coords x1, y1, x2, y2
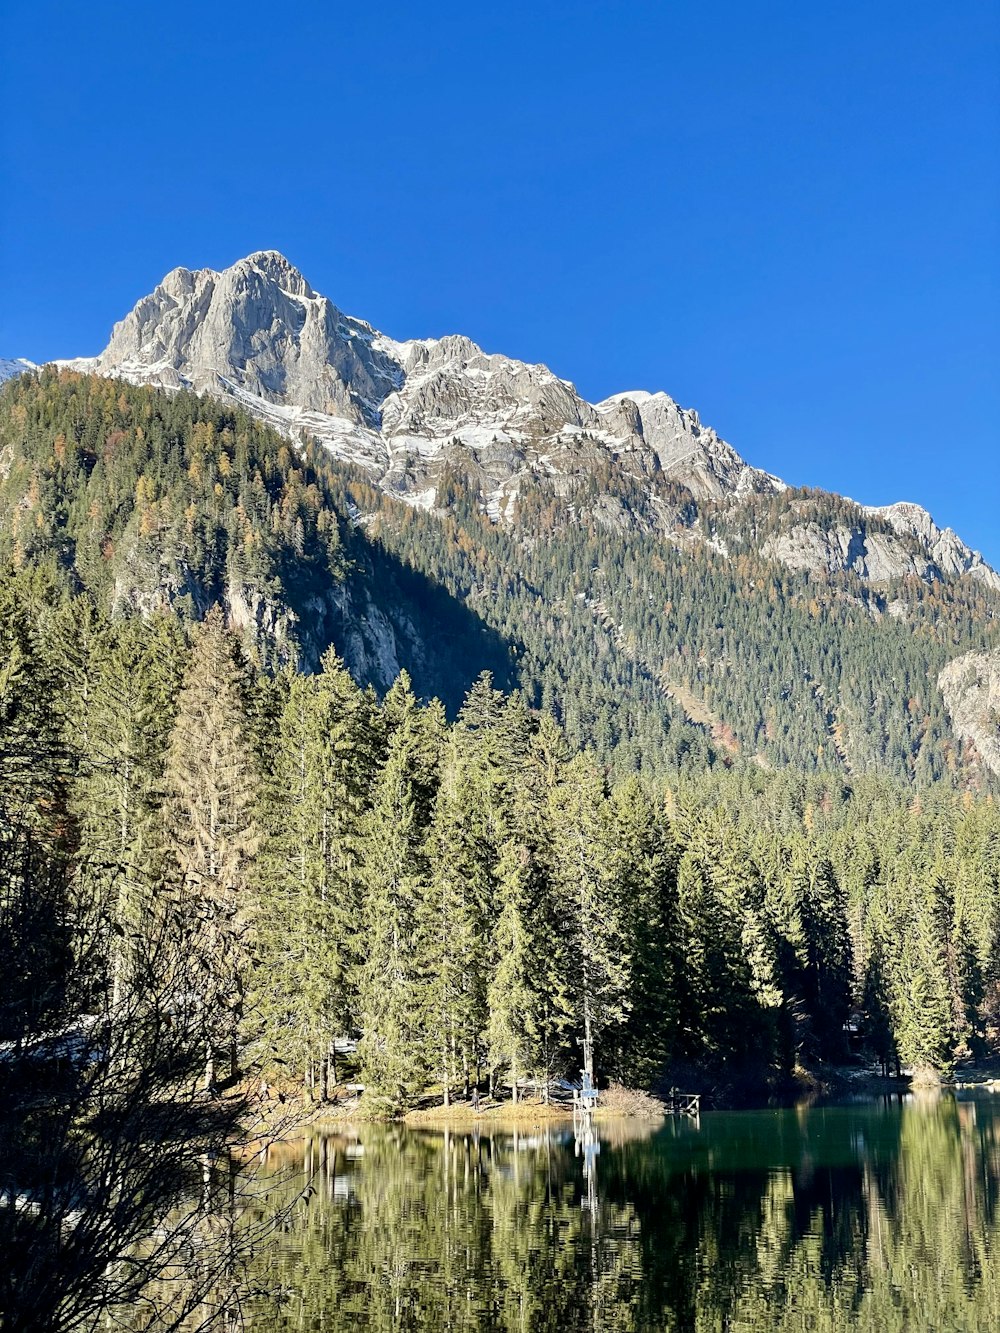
(2, 1, 997, 559)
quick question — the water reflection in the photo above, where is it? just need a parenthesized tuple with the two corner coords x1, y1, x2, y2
(247, 1094, 1000, 1331)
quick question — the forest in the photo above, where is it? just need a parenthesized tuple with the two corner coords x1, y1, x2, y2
(3, 367, 1000, 1120)
(3, 369, 999, 786)
(4, 566, 1000, 1121)
(5, 366, 1000, 1327)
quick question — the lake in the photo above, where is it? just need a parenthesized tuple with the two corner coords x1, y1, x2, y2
(245, 1093, 1000, 1331)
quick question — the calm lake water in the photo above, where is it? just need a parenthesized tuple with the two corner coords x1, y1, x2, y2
(246, 1093, 1000, 1331)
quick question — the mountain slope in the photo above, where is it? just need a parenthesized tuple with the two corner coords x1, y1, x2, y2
(0, 369, 513, 711)
(0, 357, 37, 384)
(3, 252, 1000, 783)
(53, 251, 784, 512)
(3, 367, 998, 783)
(41, 250, 994, 595)
(345, 470, 1000, 782)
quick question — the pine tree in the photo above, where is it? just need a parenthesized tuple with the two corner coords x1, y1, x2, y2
(608, 777, 679, 1084)
(357, 694, 438, 1110)
(547, 751, 630, 1080)
(675, 815, 774, 1076)
(486, 828, 553, 1103)
(71, 618, 185, 1008)
(164, 607, 260, 1088)
(0, 576, 68, 836)
(888, 872, 955, 1077)
(420, 677, 527, 1103)
(254, 653, 378, 1096)
(420, 734, 483, 1104)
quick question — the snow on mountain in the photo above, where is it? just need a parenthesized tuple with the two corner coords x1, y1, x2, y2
(0, 357, 37, 384)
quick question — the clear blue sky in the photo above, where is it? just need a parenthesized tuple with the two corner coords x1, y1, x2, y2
(2, 1, 997, 559)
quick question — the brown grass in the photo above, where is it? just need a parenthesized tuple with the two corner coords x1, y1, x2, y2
(597, 1083, 668, 1118)
(404, 1098, 573, 1128)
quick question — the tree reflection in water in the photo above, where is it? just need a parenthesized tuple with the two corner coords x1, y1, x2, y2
(243, 1095, 1000, 1331)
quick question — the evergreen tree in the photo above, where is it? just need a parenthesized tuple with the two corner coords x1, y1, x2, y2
(0, 575, 68, 835)
(255, 653, 379, 1096)
(547, 752, 630, 1080)
(608, 777, 679, 1084)
(357, 698, 439, 1110)
(164, 607, 260, 1087)
(486, 838, 542, 1103)
(69, 617, 185, 1007)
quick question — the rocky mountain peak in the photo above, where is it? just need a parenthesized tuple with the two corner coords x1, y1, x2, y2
(59, 250, 785, 518)
(91, 251, 400, 429)
(4, 250, 995, 591)
(865, 501, 998, 588)
(0, 357, 37, 385)
(240, 249, 316, 297)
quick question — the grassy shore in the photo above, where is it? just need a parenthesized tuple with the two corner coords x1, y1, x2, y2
(239, 1080, 668, 1145)
(248, 1062, 995, 1150)
(404, 1099, 577, 1128)
(404, 1083, 667, 1127)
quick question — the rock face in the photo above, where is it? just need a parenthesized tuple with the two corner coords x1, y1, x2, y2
(761, 523, 939, 583)
(595, 391, 777, 501)
(759, 513, 1000, 592)
(939, 651, 1000, 776)
(10, 250, 997, 590)
(867, 502, 1000, 590)
(92, 251, 401, 430)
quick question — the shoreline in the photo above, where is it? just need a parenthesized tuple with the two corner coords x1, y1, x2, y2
(401, 1102, 656, 1129)
(242, 1064, 1000, 1149)
(241, 1083, 668, 1144)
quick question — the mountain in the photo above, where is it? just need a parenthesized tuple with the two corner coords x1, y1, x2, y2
(52, 251, 783, 505)
(938, 650, 1000, 779)
(0, 370, 513, 712)
(3, 251, 999, 783)
(41, 249, 994, 593)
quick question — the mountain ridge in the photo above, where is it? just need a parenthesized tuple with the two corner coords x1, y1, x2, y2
(11, 249, 997, 589)
(13, 249, 992, 590)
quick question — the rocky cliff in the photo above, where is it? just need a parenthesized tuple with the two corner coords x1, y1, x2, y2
(939, 651, 1000, 777)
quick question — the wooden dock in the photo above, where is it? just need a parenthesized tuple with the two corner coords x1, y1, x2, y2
(665, 1090, 701, 1116)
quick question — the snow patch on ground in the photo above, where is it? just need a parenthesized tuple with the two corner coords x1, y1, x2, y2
(395, 486, 437, 511)
(596, 389, 658, 409)
(50, 357, 99, 373)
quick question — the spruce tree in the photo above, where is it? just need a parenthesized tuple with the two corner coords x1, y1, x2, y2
(547, 751, 630, 1080)
(608, 777, 679, 1084)
(71, 618, 184, 1009)
(254, 653, 378, 1096)
(357, 689, 439, 1110)
(164, 607, 260, 1088)
(486, 837, 543, 1102)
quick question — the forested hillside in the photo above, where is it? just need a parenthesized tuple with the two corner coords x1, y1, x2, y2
(5, 363, 1000, 1319)
(3, 369, 998, 784)
(0, 369, 512, 709)
(3, 569, 999, 1113)
(3, 366, 1000, 1113)
(348, 466, 1000, 782)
